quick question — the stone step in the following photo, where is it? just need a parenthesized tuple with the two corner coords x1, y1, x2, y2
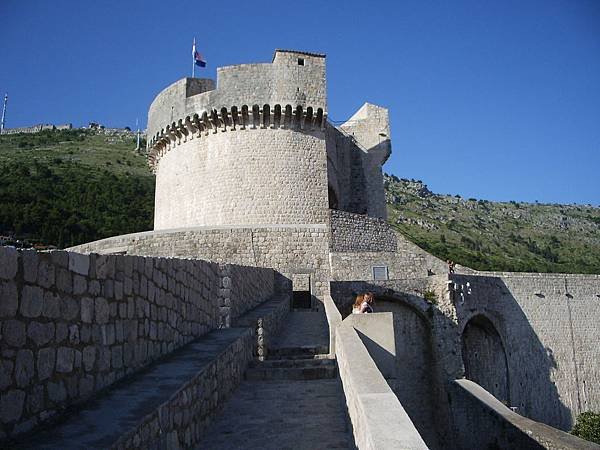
(245, 360, 337, 381)
(267, 345, 329, 360)
(249, 357, 335, 369)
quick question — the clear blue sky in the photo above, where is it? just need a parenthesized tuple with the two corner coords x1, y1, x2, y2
(1, 0, 599, 205)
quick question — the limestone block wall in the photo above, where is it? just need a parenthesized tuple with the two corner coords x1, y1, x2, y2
(451, 272, 600, 431)
(329, 210, 397, 252)
(329, 225, 447, 281)
(147, 78, 216, 140)
(112, 328, 255, 450)
(218, 263, 274, 327)
(153, 128, 328, 229)
(0, 247, 275, 439)
(68, 225, 331, 301)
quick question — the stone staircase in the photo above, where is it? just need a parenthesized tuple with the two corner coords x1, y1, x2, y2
(245, 346, 336, 381)
(195, 311, 355, 450)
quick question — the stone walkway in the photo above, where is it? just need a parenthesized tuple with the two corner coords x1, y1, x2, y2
(196, 309, 355, 449)
(195, 378, 353, 450)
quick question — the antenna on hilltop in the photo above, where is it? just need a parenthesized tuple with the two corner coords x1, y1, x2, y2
(135, 117, 141, 151)
(1, 94, 7, 134)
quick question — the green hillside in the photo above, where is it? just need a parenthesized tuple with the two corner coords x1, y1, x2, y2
(385, 174, 600, 274)
(0, 129, 154, 248)
(1, 129, 598, 274)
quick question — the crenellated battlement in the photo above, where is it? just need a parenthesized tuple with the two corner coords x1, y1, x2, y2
(147, 103, 326, 171)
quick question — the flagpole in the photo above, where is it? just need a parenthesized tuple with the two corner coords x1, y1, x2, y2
(192, 38, 196, 78)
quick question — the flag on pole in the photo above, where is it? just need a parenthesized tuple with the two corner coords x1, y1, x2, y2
(192, 38, 206, 68)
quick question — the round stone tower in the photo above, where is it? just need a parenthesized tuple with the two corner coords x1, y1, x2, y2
(147, 50, 329, 230)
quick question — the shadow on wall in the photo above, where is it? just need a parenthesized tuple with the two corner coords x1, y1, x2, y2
(331, 277, 574, 449)
(333, 281, 446, 449)
(453, 276, 572, 431)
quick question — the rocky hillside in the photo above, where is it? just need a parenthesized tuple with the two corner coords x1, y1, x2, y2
(1, 129, 598, 274)
(385, 174, 600, 274)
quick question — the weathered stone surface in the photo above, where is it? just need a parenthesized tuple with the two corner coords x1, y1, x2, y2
(26, 384, 45, 415)
(0, 280, 18, 317)
(68, 252, 90, 276)
(68, 324, 80, 345)
(43, 291, 61, 319)
(81, 296, 94, 323)
(0, 359, 14, 390)
(89, 280, 101, 296)
(73, 275, 87, 295)
(37, 347, 55, 381)
(0, 389, 25, 422)
(82, 345, 96, 371)
(95, 297, 109, 324)
(0, 246, 18, 280)
(56, 268, 73, 294)
(22, 253, 40, 290)
(37, 255, 56, 289)
(55, 322, 68, 343)
(15, 349, 35, 387)
(20, 285, 44, 318)
(3, 319, 26, 347)
(111, 345, 123, 369)
(50, 250, 68, 268)
(47, 380, 67, 403)
(60, 296, 80, 321)
(56, 347, 75, 373)
(79, 375, 94, 398)
(27, 321, 55, 346)
(96, 254, 115, 279)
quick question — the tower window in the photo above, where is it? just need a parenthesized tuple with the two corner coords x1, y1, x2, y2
(298, 58, 305, 66)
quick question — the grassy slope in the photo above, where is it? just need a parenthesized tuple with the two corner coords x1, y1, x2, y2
(1, 130, 598, 274)
(385, 174, 600, 274)
(0, 129, 154, 247)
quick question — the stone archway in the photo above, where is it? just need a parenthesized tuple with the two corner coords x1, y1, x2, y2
(461, 315, 510, 404)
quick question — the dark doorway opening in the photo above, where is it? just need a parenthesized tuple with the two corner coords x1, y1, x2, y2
(292, 291, 312, 309)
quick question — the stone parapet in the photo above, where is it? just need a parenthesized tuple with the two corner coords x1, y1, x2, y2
(335, 320, 428, 450)
(0, 246, 275, 441)
(449, 379, 599, 449)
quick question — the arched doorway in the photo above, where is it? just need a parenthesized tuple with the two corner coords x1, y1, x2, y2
(461, 315, 510, 404)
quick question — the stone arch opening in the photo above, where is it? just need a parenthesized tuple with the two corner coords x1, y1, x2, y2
(461, 314, 510, 404)
(328, 185, 339, 210)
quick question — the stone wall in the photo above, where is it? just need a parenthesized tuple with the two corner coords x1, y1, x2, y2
(451, 272, 600, 430)
(448, 379, 599, 450)
(219, 263, 274, 327)
(329, 229, 447, 281)
(335, 320, 428, 450)
(329, 210, 397, 252)
(112, 328, 255, 450)
(147, 78, 215, 140)
(0, 124, 72, 135)
(68, 225, 331, 302)
(153, 128, 328, 229)
(0, 247, 275, 439)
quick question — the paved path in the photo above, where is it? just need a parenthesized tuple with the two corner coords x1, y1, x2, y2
(195, 378, 353, 450)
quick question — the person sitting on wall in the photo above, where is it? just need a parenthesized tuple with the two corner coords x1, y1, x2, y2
(352, 294, 364, 314)
(360, 292, 375, 313)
